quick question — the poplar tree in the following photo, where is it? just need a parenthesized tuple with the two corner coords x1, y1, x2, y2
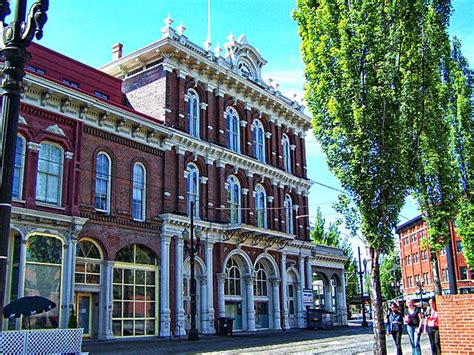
(294, 1, 426, 353)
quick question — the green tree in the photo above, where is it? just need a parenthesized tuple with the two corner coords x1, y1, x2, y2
(380, 247, 402, 301)
(294, 1, 429, 352)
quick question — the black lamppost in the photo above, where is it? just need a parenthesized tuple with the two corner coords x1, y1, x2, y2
(391, 281, 401, 298)
(0, 0, 48, 319)
(354, 247, 368, 327)
(182, 200, 201, 341)
(417, 281, 424, 315)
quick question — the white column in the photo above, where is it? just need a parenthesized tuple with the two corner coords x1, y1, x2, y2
(14, 237, 28, 330)
(199, 275, 210, 333)
(160, 235, 172, 337)
(99, 261, 114, 339)
(280, 253, 289, 330)
(174, 237, 186, 336)
(245, 274, 256, 331)
(305, 257, 313, 289)
(61, 233, 78, 328)
(217, 273, 226, 317)
(339, 270, 348, 325)
(271, 279, 282, 330)
(205, 241, 215, 331)
(297, 254, 306, 328)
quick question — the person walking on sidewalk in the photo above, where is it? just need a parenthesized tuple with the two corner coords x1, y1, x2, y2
(387, 302, 403, 355)
(405, 298, 423, 355)
(424, 297, 441, 354)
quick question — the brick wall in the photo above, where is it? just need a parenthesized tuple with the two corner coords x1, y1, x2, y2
(437, 294, 474, 354)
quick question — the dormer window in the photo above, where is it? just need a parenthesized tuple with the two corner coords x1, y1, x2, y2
(238, 61, 254, 80)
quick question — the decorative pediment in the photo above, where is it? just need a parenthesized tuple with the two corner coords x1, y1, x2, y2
(18, 115, 28, 125)
(45, 124, 65, 137)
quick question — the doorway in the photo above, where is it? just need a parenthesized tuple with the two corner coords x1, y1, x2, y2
(75, 293, 92, 337)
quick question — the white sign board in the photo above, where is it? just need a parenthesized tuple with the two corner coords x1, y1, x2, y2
(303, 288, 314, 307)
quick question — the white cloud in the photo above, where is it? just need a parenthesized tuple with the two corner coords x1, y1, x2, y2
(305, 130, 324, 158)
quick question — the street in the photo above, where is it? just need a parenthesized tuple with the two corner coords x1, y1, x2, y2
(83, 320, 431, 354)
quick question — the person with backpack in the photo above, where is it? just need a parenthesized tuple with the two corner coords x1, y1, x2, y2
(387, 302, 404, 355)
(405, 298, 423, 355)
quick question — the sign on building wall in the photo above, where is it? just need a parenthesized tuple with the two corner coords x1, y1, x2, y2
(303, 288, 314, 307)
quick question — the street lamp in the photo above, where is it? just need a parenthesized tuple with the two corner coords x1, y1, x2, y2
(0, 0, 48, 319)
(391, 281, 401, 298)
(417, 281, 424, 315)
(182, 200, 201, 341)
(354, 247, 368, 327)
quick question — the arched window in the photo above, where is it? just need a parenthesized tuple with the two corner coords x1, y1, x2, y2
(238, 61, 254, 80)
(186, 163, 199, 218)
(132, 163, 146, 221)
(24, 234, 63, 329)
(224, 257, 241, 296)
(12, 135, 26, 200)
(226, 107, 240, 153)
(227, 176, 241, 225)
(282, 134, 291, 173)
(254, 184, 267, 228)
(254, 261, 268, 297)
(75, 239, 102, 285)
(95, 152, 111, 212)
(252, 120, 265, 163)
(36, 142, 63, 205)
(284, 194, 294, 234)
(186, 89, 200, 138)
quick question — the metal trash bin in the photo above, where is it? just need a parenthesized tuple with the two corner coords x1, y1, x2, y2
(217, 317, 234, 336)
(307, 309, 334, 330)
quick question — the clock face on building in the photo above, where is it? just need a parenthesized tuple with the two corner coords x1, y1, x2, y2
(238, 61, 254, 80)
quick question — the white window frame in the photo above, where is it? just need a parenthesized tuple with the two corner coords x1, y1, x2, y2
(132, 163, 146, 221)
(186, 163, 200, 218)
(254, 184, 267, 228)
(13, 135, 26, 200)
(227, 176, 241, 225)
(282, 134, 291, 173)
(226, 107, 240, 153)
(284, 194, 294, 234)
(253, 119, 265, 163)
(35, 141, 64, 206)
(95, 152, 111, 213)
(186, 89, 200, 138)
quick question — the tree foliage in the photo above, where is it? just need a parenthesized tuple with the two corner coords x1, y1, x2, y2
(380, 247, 402, 301)
(293, 0, 458, 352)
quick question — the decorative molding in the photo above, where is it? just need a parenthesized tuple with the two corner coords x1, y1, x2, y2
(265, 132, 272, 139)
(241, 188, 249, 195)
(200, 102, 208, 110)
(45, 124, 66, 137)
(200, 176, 208, 184)
(27, 142, 41, 151)
(290, 144, 296, 151)
(240, 120, 247, 127)
(65, 152, 74, 160)
(18, 115, 28, 125)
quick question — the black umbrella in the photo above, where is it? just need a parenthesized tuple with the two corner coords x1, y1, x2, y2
(3, 296, 57, 329)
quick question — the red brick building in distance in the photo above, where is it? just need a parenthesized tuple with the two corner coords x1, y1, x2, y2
(396, 215, 474, 299)
(3, 16, 347, 340)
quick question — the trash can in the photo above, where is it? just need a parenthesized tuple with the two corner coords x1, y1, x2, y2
(306, 309, 334, 330)
(217, 317, 234, 336)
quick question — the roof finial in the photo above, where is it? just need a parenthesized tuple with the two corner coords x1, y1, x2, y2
(164, 13, 174, 28)
(177, 20, 186, 36)
(214, 42, 222, 57)
(161, 14, 175, 39)
(203, 0, 212, 51)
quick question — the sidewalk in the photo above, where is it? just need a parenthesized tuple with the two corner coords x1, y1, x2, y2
(83, 322, 431, 355)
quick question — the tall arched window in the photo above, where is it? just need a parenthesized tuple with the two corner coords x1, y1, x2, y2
(36, 142, 63, 205)
(254, 261, 268, 297)
(224, 257, 241, 296)
(226, 107, 240, 153)
(253, 120, 265, 163)
(227, 176, 241, 225)
(186, 89, 200, 138)
(12, 135, 26, 200)
(282, 134, 291, 173)
(186, 163, 199, 218)
(75, 239, 102, 285)
(254, 184, 267, 228)
(95, 152, 111, 212)
(132, 163, 146, 221)
(284, 194, 294, 234)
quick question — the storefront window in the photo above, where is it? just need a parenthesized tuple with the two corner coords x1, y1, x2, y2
(24, 234, 63, 329)
(313, 273, 325, 309)
(75, 239, 102, 285)
(113, 244, 157, 337)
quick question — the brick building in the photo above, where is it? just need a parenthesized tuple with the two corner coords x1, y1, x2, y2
(2, 17, 347, 339)
(396, 215, 474, 299)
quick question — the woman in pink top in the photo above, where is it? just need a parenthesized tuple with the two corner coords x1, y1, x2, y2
(425, 297, 441, 354)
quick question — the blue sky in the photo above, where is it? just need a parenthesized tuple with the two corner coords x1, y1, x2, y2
(14, 0, 473, 252)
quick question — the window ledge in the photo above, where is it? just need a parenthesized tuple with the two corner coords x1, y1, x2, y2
(36, 202, 65, 210)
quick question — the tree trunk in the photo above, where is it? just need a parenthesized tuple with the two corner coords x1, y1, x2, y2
(369, 246, 387, 355)
(431, 253, 442, 295)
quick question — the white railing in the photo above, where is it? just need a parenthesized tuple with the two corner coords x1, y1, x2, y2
(0, 328, 84, 355)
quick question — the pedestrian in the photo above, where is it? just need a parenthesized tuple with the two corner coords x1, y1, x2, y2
(424, 297, 441, 354)
(405, 298, 423, 355)
(387, 302, 403, 355)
